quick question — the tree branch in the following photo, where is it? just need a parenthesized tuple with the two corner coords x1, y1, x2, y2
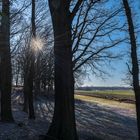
(71, 0, 83, 20)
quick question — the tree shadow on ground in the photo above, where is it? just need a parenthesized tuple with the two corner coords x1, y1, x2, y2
(0, 93, 138, 140)
(75, 99, 138, 140)
(34, 96, 138, 140)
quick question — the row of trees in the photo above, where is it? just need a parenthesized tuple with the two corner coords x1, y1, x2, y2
(0, 0, 53, 120)
(0, 0, 140, 140)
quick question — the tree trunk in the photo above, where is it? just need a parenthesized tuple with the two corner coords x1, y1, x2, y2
(0, 0, 14, 122)
(123, 0, 140, 138)
(23, 74, 29, 113)
(45, 1, 78, 140)
(23, 0, 36, 119)
(23, 58, 35, 119)
(27, 0, 36, 119)
(28, 59, 35, 119)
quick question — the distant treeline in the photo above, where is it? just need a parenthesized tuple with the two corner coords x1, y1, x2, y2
(76, 86, 132, 91)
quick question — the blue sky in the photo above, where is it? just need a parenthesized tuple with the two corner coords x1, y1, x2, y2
(83, 0, 140, 87)
(11, 0, 140, 87)
(83, 47, 128, 87)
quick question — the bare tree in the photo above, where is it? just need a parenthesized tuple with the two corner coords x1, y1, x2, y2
(72, 0, 125, 77)
(122, 0, 140, 138)
(45, 1, 81, 140)
(11, 1, 53, 116)
(46, 0, 126, 139)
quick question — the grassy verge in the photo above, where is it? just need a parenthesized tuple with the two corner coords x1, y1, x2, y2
(75, 94, 135, 110)
(75, 90, 135, 104)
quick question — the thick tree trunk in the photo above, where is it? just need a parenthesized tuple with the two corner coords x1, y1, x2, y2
(0, 0, 14, 122)
(45, 1, 78, 140)
(123, 0, 140, 138)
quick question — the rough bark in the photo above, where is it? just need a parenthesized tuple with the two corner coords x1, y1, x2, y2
(0, 0, 14, 122)
(123, 0, 140, 138)
(45, 1, 78, 140)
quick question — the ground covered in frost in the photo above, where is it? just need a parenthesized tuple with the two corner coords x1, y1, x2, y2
(0, 91, 138, 140)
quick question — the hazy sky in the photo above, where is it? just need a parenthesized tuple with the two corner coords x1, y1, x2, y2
(83, 0, 140, 87)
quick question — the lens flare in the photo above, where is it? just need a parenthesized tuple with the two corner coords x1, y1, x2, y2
(31, 37, 44, 52)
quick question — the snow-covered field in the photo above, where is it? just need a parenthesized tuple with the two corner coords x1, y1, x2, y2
(0, 92, 138, 140)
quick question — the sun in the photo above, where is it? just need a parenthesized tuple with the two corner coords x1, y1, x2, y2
(31, 37, 44, 52)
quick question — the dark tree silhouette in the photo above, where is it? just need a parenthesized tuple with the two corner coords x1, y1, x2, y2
(23, 0, 36, 119)
(123, 0, 140, 138)
(28, 0, 36, 119)
(0, 0, 14, 122)
(45, 0, 83, 140)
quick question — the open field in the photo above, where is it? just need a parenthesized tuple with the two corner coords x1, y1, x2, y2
(75, 90, 134, 95)
(75, 90, 135, 103)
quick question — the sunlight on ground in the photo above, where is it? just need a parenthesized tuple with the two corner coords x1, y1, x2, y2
(75, 95, 135, 110)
